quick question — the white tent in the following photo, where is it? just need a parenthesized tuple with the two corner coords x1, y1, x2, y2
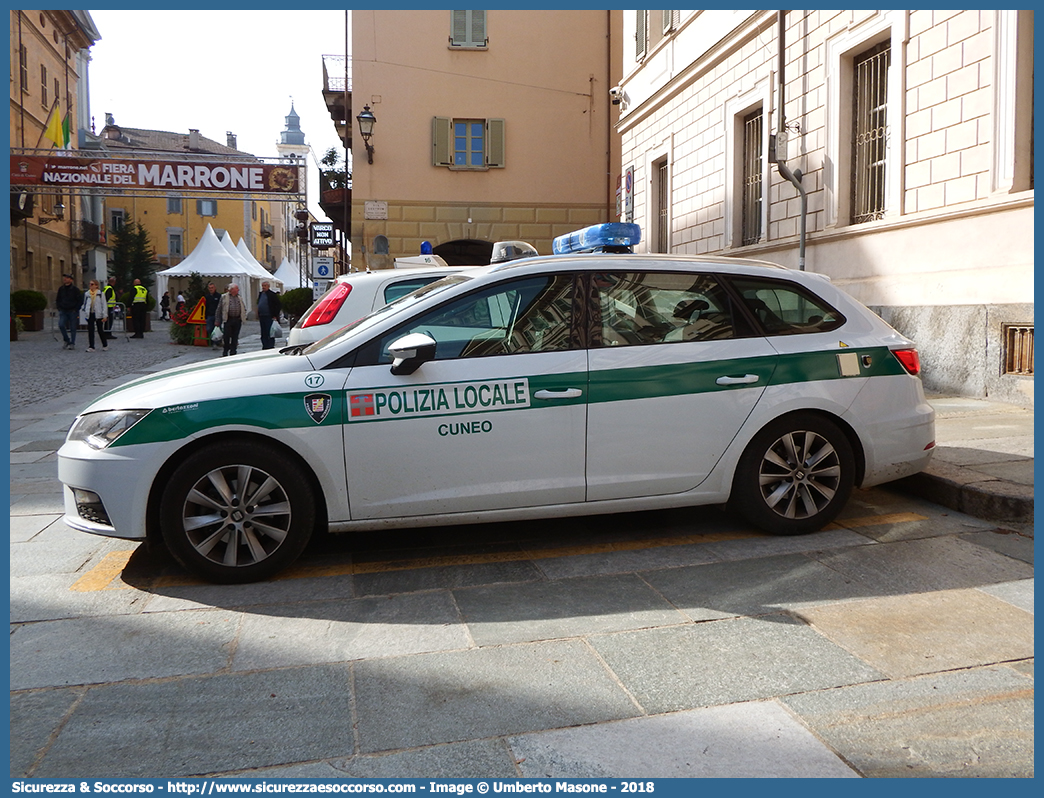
(273, 256, 306, 290)
(154, 224, 255, 315)
(235, 238, 277, 283)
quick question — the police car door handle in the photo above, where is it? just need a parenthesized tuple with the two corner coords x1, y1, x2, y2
(534, 388, 583, 400)
(715, 374, 760, 386)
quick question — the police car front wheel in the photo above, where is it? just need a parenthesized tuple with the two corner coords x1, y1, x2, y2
(731, 413, 855, 536)
(159, 442, 315, 583)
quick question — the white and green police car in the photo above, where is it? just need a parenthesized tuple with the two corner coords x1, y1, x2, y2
(59, 224, 935, 583)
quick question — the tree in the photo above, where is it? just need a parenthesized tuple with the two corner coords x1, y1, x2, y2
(110, 221, 157, 291)
(320, 146, 350, 191)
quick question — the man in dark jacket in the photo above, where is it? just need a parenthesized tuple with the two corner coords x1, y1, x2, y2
(257, 280, 283, 350)
(56, 274, 82, 350)
(203, 282, 220, 346)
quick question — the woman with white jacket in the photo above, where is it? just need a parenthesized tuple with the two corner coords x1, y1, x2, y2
(81, 280, 109, 352)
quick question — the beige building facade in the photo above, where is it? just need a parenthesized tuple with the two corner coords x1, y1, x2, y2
(616, 10, 1033, 404)
(10, 10, 102, 297)
(350, 9, 622, 267)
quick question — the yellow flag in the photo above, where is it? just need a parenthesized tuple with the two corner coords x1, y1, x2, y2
(43, 103, 64, 148)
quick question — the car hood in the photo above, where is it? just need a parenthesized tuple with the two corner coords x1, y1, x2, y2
(77, 351, 321, 414)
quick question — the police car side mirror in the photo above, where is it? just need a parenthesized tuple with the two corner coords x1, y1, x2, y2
(388, 333, 437, 375)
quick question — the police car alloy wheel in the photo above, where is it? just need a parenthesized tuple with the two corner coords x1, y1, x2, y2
(159, 442, 315, 583)
(731, 412, 855, 535)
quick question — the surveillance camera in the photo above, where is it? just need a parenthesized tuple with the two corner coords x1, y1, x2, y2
(609, 86, 624, 105)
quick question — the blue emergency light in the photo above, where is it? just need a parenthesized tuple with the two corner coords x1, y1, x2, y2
(552, 223, 642, 255)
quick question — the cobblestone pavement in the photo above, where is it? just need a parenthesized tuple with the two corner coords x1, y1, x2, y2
(10, 315, 265, 410)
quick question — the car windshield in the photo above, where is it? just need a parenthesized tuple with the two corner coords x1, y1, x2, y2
(301, 274, 473, 355)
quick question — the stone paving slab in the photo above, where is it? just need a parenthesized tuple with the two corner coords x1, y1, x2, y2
(10, 531, 124, 579)
(9, 512, 63, 542)
(10, 687, 83, 778)
(31, 666, 355, 779)
(811, 535, 1034, 595)
(231, 590, 472, 670)
(780, 665, 1034, 777)
(509, 702, 859, 778)
(353, 559, 544, 597)
(639, 553, 872, 621)
(959, 527, 1034, 564)
(978, 578, 1034, 614)
(228, 740, 520, 779)
(795, 588, 1034, 679)
(532, 541, 720, 580)
(11, 572, 153, 623)
(353, 640, 643, 753)
(10, 609, 241, 690)
(453, 573, 687, 646)
(588, 614, 883, 715)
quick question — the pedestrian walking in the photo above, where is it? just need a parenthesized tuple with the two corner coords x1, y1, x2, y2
(103, 276, 118, 341)
(130, 279, 149, 338)
(55, 273, 82, 350)
(160, 292, 171, 321)
(215, 283, 244, 356)
(203, 282, 220, 346)
(80, 280, 109, 352)
(257, 280, 282, 350)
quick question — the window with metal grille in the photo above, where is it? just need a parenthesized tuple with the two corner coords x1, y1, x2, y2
(741, 108, 763, 246)
(655, 159, 669, 253)
(851, 41, 890, 224)
(1003, 324, 1034, 375)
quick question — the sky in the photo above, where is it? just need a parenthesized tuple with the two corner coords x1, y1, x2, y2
(86, 9, 350, 215)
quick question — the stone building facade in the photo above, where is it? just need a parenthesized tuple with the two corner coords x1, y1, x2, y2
(616, 10, 1033, 404)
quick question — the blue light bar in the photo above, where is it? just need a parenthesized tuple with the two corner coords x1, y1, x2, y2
(552, 223, 642, 255)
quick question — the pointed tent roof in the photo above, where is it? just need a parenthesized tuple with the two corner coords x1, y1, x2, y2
(273, 256, 305, 289)
(156, 224, 253, 277)
(235, 237, 276, 280)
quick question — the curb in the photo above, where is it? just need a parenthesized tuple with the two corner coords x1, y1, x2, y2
(895, 462, 1034, 523)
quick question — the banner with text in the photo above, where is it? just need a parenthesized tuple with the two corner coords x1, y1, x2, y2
(10, 155, 301, 194)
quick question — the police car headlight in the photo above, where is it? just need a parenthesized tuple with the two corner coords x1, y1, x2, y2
(67, 409, 150, 450)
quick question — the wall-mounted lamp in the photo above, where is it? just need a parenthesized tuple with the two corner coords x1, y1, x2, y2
(39, 201, 65, 225)
(356, 105, 376, 164)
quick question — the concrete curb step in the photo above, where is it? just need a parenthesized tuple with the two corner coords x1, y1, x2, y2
(895, 462, 1034, 523)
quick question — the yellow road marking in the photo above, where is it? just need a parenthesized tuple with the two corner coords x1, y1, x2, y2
(69, 550, 135, 592)
(70, 511, 930, 592)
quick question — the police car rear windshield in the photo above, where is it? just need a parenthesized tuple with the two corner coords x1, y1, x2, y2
(302, 274, 473, 355)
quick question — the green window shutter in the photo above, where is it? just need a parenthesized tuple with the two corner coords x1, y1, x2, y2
(636, 11, 647, 60)
(486, 118, 505, 167)
(432, 117, 453, 166)
(451, 10, 468, 45)
(471, 10, 487, 46)
(450, 10, 487, 47)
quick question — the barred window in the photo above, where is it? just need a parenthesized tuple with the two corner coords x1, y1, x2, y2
(851, 41, 890, 224)
(741, 108, 763, 246)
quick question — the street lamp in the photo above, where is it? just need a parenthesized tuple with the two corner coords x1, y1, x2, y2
(39, 201, 65, 225)
(356, 105, 376, 164)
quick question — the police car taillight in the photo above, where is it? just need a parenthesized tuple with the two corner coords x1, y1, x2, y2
(892, 348, 921, 376)
(301, 283, 352, 328)
(552, 223, 642, 254)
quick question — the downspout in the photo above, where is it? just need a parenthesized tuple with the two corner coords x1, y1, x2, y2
(607, 10, 613, 222)
(774, 10, 807, 270)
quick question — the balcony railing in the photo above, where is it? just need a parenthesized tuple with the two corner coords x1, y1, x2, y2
(71, 219, 105, 244)
(260, 221, 274, 238)
(322, 54, 352, 93)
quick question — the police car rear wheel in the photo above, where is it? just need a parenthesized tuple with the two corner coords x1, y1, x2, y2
(732, 413, 854, 535)
(160, 442, 315, 583)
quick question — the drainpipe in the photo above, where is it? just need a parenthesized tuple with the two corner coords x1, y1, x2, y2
(774, 10, 807, 270)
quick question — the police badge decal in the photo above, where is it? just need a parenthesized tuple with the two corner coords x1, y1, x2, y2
(304, 393, 333, 424)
